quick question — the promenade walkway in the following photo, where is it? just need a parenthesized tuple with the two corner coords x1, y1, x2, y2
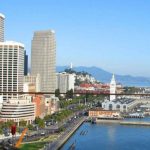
(43, 116, 86, 150)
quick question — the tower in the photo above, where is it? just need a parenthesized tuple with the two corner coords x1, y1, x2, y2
(24, 50, 28, 75)
(0, 41, 24, 101)
(31, 30, 56, 92)
(0, 13, 5, 42)
(110, 74, 116, 101)
(70, 62, 73, 69)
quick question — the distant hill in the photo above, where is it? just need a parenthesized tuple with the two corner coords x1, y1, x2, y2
(56, 66, 150, 87)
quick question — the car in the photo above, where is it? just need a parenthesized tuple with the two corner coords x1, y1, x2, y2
(4, 132, 10, 137)
(40, 132, 45, 136)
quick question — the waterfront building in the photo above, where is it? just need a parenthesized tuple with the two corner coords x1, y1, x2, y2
(24, 74, 41, 92)
(102, 98, 135, 112)
(0, 95, 35, 125)
(0, 41, 24, 101)
(24, 50, 28, 75)
(89, 108, 121, 119)
(31, 30, 56, 93)
(0, 13, 5, 42)
(102, 75, 136, 112)
(56, 72, 75, 93)
(110, 74, 116, 101)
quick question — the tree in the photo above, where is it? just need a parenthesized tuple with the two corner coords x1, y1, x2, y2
(55, 89, 60, 97)
(19, 120, 27, 127)
(64, 68, 76, 74)
(27, 124, 34, 130)
(0, 128, 3, 135)
(35, 117, 45, 128)
(5, 120, 15, 128)
(38, 120, 45, 128)
(66, 89, 74, 99)
(35, 117, 41, 124)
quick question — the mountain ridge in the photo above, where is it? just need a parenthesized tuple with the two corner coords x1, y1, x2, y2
(56, 66, 150, 87)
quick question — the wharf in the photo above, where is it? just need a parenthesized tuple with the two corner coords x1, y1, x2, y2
(96, 119, 121, 124)
(120, 121, 150, 126)
(123, 115, 144, 118)
(96, 119, 150, 126)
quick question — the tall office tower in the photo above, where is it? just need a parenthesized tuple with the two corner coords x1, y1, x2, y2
(24, 50, 28, 75)
(0, 13, 5, 42)
(31, 30, 56, 92)
(0, 41, 24, 101)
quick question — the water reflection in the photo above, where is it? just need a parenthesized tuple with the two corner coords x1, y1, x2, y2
(61, 122, 150, 150)
(107, 126, 116, 143)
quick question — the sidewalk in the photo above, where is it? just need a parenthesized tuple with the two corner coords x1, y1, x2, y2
(45, 116, 86, 150)
(0, 133, 21, 140)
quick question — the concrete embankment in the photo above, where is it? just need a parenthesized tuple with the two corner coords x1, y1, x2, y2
(96, 119, 121, 124)
(120, 121, 150, 126)
(96, 119, 150, 126)
(51, 117, 86, 150)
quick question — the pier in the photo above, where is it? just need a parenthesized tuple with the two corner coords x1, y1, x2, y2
(120, 121, 150, 126)
(96, 119, 150, 126)
(94, 118, 150, 126)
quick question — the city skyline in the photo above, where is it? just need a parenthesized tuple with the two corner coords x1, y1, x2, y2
(1, 0, 150, 77)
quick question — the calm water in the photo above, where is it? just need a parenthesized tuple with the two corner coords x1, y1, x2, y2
(61, 119, 150, 150)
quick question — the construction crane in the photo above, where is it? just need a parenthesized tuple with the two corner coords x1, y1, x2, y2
(15, 128, 28, 148)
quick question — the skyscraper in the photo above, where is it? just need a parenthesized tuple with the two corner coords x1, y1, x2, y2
(31, 30, 56, 92)
(0, 13, 5, 42)
(0, 41, 24, 101)
(24, 50, 28, 75)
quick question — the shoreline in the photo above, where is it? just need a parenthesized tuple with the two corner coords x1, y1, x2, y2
(43, 117, 150, 150)
(47, 116, 86, 150)
(57, 117, 85, 150)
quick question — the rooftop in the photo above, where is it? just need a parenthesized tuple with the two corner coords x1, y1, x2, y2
(34, 30, 55, 35)
(0, 41, 24, 47)
(112, 98, 135, 104)
(0, 13, 5, 19)
(89, 108, 119, 112)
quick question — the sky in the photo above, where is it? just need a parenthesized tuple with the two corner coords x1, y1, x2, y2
(0, 0, 150, 77)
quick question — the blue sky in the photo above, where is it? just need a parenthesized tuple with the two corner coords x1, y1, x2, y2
(0, 0, 150, 77)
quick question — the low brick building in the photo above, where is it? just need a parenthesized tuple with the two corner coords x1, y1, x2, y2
(89, 108, 120, 119)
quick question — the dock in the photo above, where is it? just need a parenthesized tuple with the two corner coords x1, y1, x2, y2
(95, 119, 150, 126)
(96, 119, 121, 124)
(120, 121, 150, 126)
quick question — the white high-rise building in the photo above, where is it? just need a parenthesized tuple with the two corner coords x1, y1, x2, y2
(31, 30, 56, 93)
(0, 41, 24, 101)
(56, 72, 75, 93)
(0, 13, 5, 42)
(110, 74, 116, 101)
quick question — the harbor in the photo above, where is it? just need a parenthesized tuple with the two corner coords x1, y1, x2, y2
(60, 120, 150, 150)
